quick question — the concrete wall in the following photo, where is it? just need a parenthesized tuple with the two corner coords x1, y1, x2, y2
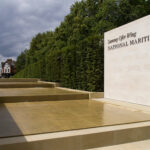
(104, 15, 150, 106)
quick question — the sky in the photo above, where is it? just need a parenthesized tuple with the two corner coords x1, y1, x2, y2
(0, 0, 80, 62)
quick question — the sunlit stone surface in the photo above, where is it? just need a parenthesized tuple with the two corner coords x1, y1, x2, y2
(1, 99, 150, 138)
(0, 88, 82, 96)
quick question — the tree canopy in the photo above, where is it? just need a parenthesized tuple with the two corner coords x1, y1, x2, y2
(14, 0, 150, 91)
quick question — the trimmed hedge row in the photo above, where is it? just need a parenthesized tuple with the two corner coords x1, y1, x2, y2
(14, 0, 150, 92)
(15, 36, 104, 91)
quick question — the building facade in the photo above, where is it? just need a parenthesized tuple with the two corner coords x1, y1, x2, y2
(0, 59, 15, 78)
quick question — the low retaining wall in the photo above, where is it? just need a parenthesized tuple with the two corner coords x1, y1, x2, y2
(0, 78, 40, 82)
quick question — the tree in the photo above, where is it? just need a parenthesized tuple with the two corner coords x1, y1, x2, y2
(15, 50, 27, 73)
(14, 0, 150, 92)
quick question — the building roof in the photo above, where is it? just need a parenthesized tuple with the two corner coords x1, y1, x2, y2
(1, 59, 16, 67)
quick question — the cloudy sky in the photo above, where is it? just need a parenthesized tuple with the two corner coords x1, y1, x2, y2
(0, 0, 80, 62)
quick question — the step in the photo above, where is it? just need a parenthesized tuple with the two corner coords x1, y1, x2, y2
(0, 78, 39, 82)
(0, 93, 89, 102)
(0, 82, 55, 88)
(0, 100, 150, 138)
(90, 139, 150, 150)
(0, 88, 89, 102)
(0, 122, 150, 150)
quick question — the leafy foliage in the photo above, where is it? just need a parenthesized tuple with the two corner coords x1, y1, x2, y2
(14, 0, 150, 91)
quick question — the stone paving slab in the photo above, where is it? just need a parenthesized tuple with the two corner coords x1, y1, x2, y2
(1, 100, 150, 138)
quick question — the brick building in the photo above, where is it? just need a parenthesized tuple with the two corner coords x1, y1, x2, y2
(0, 59, 15, 78)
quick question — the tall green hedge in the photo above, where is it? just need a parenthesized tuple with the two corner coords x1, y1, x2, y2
(14, 0, 150, 92)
